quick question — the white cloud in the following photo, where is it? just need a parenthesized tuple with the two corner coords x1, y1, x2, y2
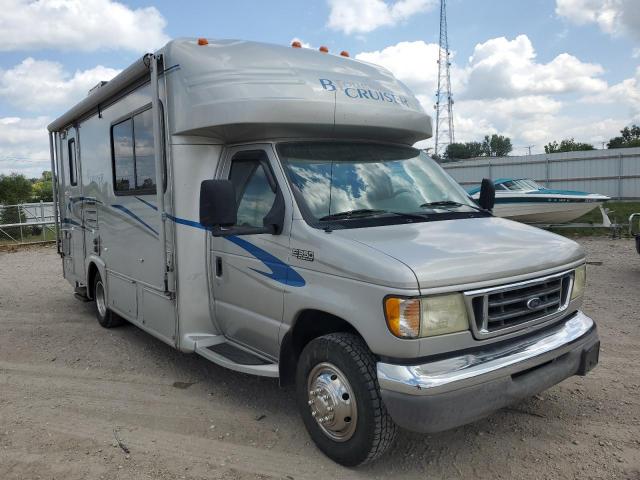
(0, 0, 169, 52)
(327, 0, 437, 35)
(463, 35, 607, 99)
(0, 58, 120, 112)
(0, 117, 50, 177)
(356, 34, 632, 153)
(556, 0, 640, 42)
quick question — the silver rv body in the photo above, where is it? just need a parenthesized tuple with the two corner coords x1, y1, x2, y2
(48, 39, 599, 465)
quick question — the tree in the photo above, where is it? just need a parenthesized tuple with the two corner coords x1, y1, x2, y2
(607, 125, 640, 149)
(544, 138, 595, 154)
(482, 134, 513, 157)
(444, 141, 484, 160)
(0, 173, 32, 205)
(32, 171, 53, 202)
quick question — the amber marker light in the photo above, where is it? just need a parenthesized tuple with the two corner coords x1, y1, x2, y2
(319, 46, 329, 53)
(291, 40, 302, 48)
(197, 38, 209, 46)
(340, 51, 350, 57)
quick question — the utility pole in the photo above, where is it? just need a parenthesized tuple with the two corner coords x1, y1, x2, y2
(526, 145, 534, 155)
(434, 0, 455, 158)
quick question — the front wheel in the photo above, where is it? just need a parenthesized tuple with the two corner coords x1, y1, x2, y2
(295, 333, 397, 466)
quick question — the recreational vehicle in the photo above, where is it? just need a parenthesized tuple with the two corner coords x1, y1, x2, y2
(48, 38, 600, 466)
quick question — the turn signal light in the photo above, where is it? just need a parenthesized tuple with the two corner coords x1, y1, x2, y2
(197, 38, 209, 46)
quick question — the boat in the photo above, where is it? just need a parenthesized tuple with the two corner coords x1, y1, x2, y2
(468, 178, 610, 224)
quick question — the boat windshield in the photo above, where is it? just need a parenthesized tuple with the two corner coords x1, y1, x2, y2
(499, 179, 543, 191)
(277, 142, 481, 227)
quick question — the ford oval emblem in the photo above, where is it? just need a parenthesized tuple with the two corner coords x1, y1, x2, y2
(526, 297, 542, 310)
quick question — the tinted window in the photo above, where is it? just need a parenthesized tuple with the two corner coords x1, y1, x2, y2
(111, 108, 157, 194)
(229, 158, 276, 228)
(112, 119, 135, 192)
(134, 109, 156, 190)
(68, 138, 78, 186)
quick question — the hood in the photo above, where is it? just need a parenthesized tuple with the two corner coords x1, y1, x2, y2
(333, 217, 585, 290)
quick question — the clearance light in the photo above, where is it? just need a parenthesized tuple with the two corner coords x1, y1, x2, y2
(319, 46, 329, 53)
(197, 38, 209, 46)
(291, 41, 302, 48)
(340, 50, 350, 57)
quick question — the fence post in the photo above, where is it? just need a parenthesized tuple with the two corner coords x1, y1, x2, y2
(40, 200, 46, 241)
(545, 156, 550, 188)
(618, 153, 623, 199)
(17, 205, 24, 243)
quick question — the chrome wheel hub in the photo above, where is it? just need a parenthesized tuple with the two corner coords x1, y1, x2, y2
(95, 280, 107, 318)
(307, 362, 357, 442)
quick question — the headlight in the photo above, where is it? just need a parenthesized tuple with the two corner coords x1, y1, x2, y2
(384, 293, 469, 339)
(571, 264, 586, 300)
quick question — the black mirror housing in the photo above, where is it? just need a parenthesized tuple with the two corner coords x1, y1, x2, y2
(199, 179, 237, 229)
(478, 178, 496, 211)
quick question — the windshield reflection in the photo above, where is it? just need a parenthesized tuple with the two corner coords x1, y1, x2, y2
(277, 142, 476, 222)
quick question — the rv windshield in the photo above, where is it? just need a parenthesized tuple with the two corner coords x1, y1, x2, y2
(277, 142, 480, 227)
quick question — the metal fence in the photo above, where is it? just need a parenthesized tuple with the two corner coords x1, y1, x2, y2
(442, 147, 640, 199)
(0, 201, 56, 246)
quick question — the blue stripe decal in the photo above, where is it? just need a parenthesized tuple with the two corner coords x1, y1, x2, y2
(132, 196, 305, 287)
(226, 235, 306, 287)
(135, 196, 158, 211)
(111, 204, 159, 235)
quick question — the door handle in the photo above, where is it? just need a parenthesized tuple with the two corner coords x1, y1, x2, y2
(215, 256, 223, 277)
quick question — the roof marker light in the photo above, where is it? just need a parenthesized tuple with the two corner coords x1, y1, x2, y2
(319, 46, 329, 53)
(197, 38, 209, 46)
(340, 50, 350, 57)
(291, 40, 302, 48)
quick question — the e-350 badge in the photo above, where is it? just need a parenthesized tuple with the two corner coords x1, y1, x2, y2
(291, 248, 314, 262)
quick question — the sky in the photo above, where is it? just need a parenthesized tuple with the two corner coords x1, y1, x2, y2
(1, 0, 639, 177)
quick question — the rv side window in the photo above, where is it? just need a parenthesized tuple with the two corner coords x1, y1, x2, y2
(111, 108, 157, 195)
(68, 138, 77, 186)
(228, 156, 276, 229)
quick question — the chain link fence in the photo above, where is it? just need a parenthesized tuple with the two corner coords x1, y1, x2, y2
(0, 202, 56, 246)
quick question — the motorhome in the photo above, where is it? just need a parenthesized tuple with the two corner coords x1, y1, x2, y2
(48, 38, 600, 466)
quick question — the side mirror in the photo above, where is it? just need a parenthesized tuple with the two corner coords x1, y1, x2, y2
(199, 180, 237, 229)
(478, 178, 495, 211)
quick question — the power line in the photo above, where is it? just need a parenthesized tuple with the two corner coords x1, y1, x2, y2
(434, 0, 455, 158)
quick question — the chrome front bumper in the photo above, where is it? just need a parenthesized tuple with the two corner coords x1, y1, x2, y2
(377, 311, 599, 433)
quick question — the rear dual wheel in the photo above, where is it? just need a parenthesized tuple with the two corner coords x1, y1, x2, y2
(295, 333, 397, 466)
(92, 272, 124, 328)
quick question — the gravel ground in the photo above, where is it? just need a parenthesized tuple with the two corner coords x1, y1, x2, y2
(0, 238, 639, 479)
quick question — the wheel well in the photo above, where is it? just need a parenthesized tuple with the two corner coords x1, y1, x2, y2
(279, 310, 361, 387)
(87, 263, 100, 300)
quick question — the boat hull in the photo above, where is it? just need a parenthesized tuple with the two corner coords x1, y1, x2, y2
(492, 200, 604, 224)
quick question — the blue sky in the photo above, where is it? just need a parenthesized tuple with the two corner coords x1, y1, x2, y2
(1, 0, 639, 176)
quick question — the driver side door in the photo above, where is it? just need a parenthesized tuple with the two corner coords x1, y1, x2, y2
(210, 145, 296, 359)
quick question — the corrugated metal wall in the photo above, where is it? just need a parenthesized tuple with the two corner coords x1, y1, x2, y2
(442, 147, 640, 199)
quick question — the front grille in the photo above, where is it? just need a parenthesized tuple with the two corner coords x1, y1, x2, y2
(466, 271, 573, 339)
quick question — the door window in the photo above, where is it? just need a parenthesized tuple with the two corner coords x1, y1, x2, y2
(68, 138, 78, 186)
(228, 155, 276, 229)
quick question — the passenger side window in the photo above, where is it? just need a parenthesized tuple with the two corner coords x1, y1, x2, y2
(228, 155, 276, 229)
(111, 107, 157, 195)
(68, 138, 78, 186)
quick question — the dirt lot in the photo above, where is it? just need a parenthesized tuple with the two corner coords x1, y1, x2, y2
(1, 238, 639, 479)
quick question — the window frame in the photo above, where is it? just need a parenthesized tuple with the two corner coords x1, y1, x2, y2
(110, 103, 166, 196)
(68, 138, 78, 186)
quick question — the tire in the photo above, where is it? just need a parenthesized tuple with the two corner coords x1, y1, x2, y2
(92, 272, 124, 328)
(295, 332, 397, 466)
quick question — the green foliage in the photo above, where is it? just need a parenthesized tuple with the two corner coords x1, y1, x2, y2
(444, 141, 484, 160)
(607, 125, 640, 149)
(482, 134, 513, 157)
(544, 138, 595, 154)
(0, 173, 32, 205)
(31, 171, 53, 202)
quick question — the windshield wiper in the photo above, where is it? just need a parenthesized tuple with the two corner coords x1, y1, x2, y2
(319, 209, 388, 221)
(420, 200, 486, 213)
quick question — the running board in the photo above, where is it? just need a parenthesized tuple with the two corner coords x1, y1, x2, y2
(195, 338, 278, 378)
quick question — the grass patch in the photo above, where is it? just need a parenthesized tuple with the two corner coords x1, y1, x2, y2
(548, 200, 640, 238)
